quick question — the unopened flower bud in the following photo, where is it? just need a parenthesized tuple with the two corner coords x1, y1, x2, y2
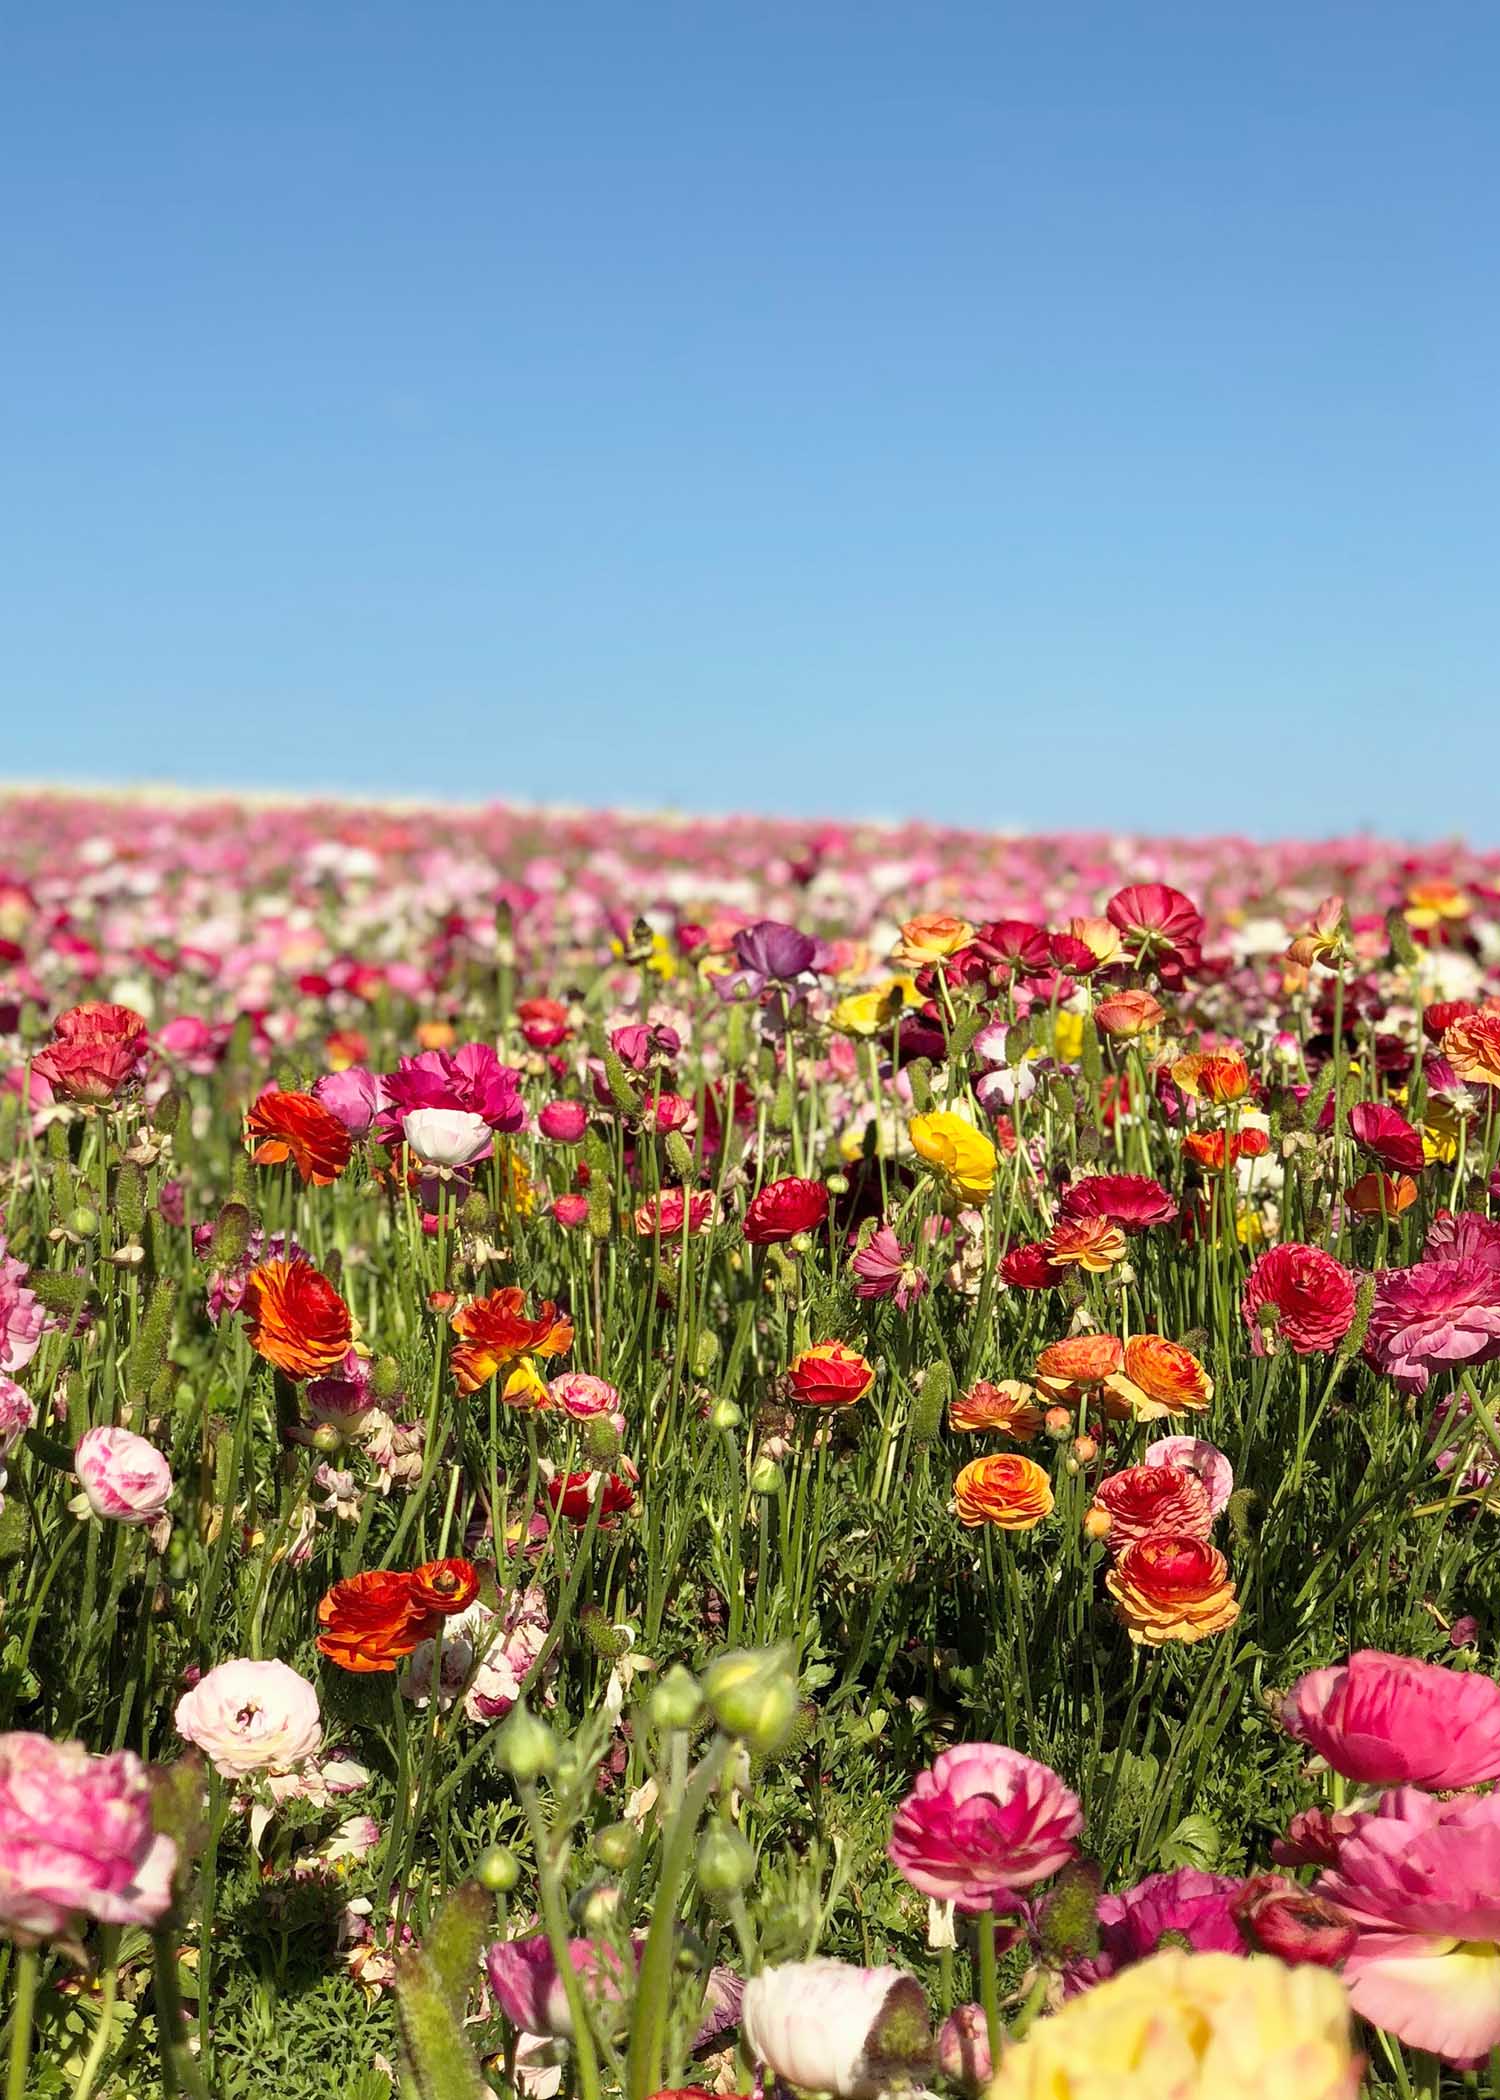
(67, 1206, 99, 1241)
(494, 1702, 560, 1783)
(709, 1397, 742, 1432)
(370, 1355, 404, 1401)
(311, 1422, 343, 1455)
(1043, 1406, 1073, 1440)
(1083, 1506, 1112, 1542)
(1071, 1433, 1098, 1463)
(476, 1845, 521, 1893)
(594, 1821, 639, 1870)
(702, 1643, 800, 1756)
(749, 1456, 784, 1498)
(695, 1821, 755, 1897)
(649, 1664, 704, 1733)
(579, 1884, 620, 1931)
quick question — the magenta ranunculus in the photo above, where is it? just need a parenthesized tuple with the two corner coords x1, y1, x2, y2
(1241, 1242, 1357, 1356)
(312, 1065, 387, 1136)
(0, 1733, 178, 1943)
(1065, 1867, 1248, 1992)
(1363, 1255, 1500, 1394)
(1315, 1787, 1500, 2065)
(538, 1099, 588, 1142)
(0, 1376, 36, 1456)
(378, 1043, 524, 1141)
(887, 1744, 1081, 1912)
(1280, 1648, 1500, 1789)
(73, 1426, 174, 1526)
(484, 1932, 635, 2038)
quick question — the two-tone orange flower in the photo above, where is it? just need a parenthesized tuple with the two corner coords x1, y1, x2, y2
(409, 1557, 481, 1616)
(1044, 1216, 1127, 1273)
(244, 1089, 353, 1184)
(952, 1453, 1054, 1530)
(316, 1558, 481, 1672)
(1182, 1127, 1269, 1172)
(1440, 1011, 1500, 1089)
(450, 1287, 573, 1395)
(786, 1342, 875, 1409)
(949, 1379, 1044, 1441)
(1103, 1334, 1213, 1422)
(1345, 1172, 1419, 1218)
(1105, 1533, 1239, 1645)
(1092, 990, 1163, 1040)
(1034, 1334, 1124, 1403)
(1194, 1054, 1252, 1106)
(242, 1258, 354, 1381)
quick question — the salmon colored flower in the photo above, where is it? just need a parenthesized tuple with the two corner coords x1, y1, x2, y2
(909, 1113, 998, 1203)
(1087, 1463, 1214, 1554)
(241, 1259, 354, 1382)
(1182, 1127, 1269, 1171)
(316, 1569, 431, 1673)
(634, 1188, 716, 1236)
(893, 914, 976, 966)
(1105, 1335, 1214, 1421)
(1442, 1011, 1500, 1088)
(1044, 1216, 1127, 1273)
(949, 1380, 1043, 1440)
(409, 1558, 481, 1616)
(1241, 1243, 1357, 1355)
(1092, 990, 1164, 1040)
(786, 1342, 875, 1410)
(952, 1453, 1055, 1530)
(451, 1289, 573, 1395)
(31, 1002, 150, 1104)
(1345, 1172, 1419, 1218)
(1106, 1533, 1239, 1645)
(245, 1089, 354, 1185)
(1035, 1334, 1125, 1391)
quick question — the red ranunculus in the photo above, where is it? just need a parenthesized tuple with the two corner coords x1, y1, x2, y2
(743, 1176, 829, 1244)
(1241, 1243, 1358, 1356)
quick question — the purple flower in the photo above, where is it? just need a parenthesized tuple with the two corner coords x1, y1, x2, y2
(733, 919, 819, 986)
(851, 1226, 928, 1310)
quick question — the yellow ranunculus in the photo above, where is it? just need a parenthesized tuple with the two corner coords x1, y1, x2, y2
(908, 1110, 997, 1202)
(1052, 1011, 1085, 1062)
(830, 980, 911, 1038)
(989, 1950, 1359, 2100)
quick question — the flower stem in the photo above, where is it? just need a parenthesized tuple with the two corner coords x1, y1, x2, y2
(975, 1909, 1002, 2074)
(5, 1946, 38, 2100)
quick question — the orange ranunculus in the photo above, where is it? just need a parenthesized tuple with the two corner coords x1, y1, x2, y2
(416, 1020, 457, 1050)
(892, 913, 976, 966)
(1182, 1127, 1269, 1171)
(786, 1341, 875, 1409)
(316, 1569, 431, 1672)
(1092, 990, 1164, 1040)
(1034, 1334, 1125, 1391)
(949, 1379, 1044, 1440)
(1105, 1532, 1239, 1645)
(1194, 1054, 1252, 1106)
(241, 1258, 354, 1381)
(244, 1089, 353, 1185)
(409, 1557, 481, 1615)
(1344, 1171, 1419, 1218)
(952, 1453, 1055, 1530)
(1405, 880, 1470, 930)
(1044, 1216, 1127, 1273)
(1104, 1334, 1213, 1422)
(450, 1287, 574, 1395)
(1441, 1011, 1500, 1089)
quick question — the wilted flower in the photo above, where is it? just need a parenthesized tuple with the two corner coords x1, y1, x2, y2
(949, 1379, 1043, 1439)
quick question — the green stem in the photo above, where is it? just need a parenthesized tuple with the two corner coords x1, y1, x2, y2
(626, 1735, 731, 2100)
(974, 1909, 1002, 2075)
(70, 1928, 121, 2100)
(5, 1946, 37, 2100)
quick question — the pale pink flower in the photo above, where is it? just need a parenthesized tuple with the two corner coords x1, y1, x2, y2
(547, 1372, 625, 1430)
(0, 1733, 178, 1943)
(888, 1744, 1082, 1911)
(0, 1242, 43, 1375)
(1280, 1649, 1500, 1789)
(1142, 1434, 1235, 1516)
(740, 1958, 934, 2099)
(175, 1658, 322, 1777)
(484, 1933, 634, 2039)
(0, 1376, 36, 1455)
(73, 1425, 173, 1525)
(312, 1065, 386, 1136)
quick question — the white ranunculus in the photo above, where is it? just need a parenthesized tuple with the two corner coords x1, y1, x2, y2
(401, 1107, 492, 1166)
(175, 1658, 322, 1777)
(740, 1958, 934, 2098)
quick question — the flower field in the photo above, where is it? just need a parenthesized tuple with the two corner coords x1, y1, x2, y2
(4, 791, 1500, 2097)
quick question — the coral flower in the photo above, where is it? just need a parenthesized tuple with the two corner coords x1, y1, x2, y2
(888, 1743, 1082, 1911)
(1347, 1100, 1425, 1175)
(450, 1288, 573, 1395)
(1182, 1126, 1269, 1171)
(952, 1454, 1055, 1530)
(1364, 1256, 1500, 1393)
(1441, 1011, 1500, 1088)
(786, 1342, 875, 1409)
(1106, 1533, 1239, 1645)
(1279, 1649, 1500, 1789)
(1345, 1171, 1418, 1218)
(1315, 1788, 1500, 2064)
(1241, 1243, 1357, 1356)
(31, 1003, 150, 1103)
(743, 1175, 830, 1244)
(245, 1089, 353, 1184)
(1059, 1175, 1176, 1231)
(909, 1112, 998, 1203)
(1044, 1216, 1127, 1273)
(893, 913, 976, 965)
(1105, 1335, 1213, 1421)
(241, 1258, 353, 1381)
(1035, 1334, 1125, 1391)
(316, 1569, 431, 1673)
(634, 1188, 716, 1236)
(1087, 1463, 1213, 1554)
(1092, 990, 1164, 1040)
(409, 1558, 481, 1616)
(949, 1380, 1043, 1440)
(989, 1949, 1359, 2100)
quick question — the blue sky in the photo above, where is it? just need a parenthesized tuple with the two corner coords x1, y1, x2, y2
(4, 4, 1498, 837)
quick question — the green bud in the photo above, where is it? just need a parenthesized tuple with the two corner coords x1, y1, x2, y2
(649, 1664, 704, 1733)
(475, 1846, 520, 1894)
(709, 1397, 742, 1432)
(1079, 1014, 1103, 1087)
(578, 1605, 634, 1661)
(66, 1206, 100, 1241)
(1386, 907, 1420, 970)
(494, 1702, 560, 1783)
(603, 1048, 642, 1118)
(701, 1643, 800, 1756)
(311, 1422, 343, 1455)
(695, 1821, 755, 1898)
(594, 1821, 639, 1870)
(151, 1085, 182, 1136)
(370, 1354, 404, 1401)
(693, 1328, 720, 1376)
(664, 1133, 695, 1182)
(458, 1192, 491, 1233)
(209, 1201, 252, 1270)
(582, 1416, 622, 1465)
(1227, 1486, 1261, 1544)
(824, 1171, 849, 1196)
(748, 1456, 784, 1498)
(909, 1362, 951, 1448)
(1038, 1859, 1102, 1964)
(30, 1272, 90, 1320)
(906, 1060, 934, 1114)
(579, 1884, 619, 1932)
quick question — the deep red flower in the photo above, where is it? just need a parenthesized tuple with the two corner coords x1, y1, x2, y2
(1241, 1243, 1358, 1356)
(1231, 1874, 1358, 1968)
(1000, 1241, 1062, 1289)
(545, 1468, 636, 1525)
(743, 1176, 829, 1244)
(1348, 1100, 1425, 1175)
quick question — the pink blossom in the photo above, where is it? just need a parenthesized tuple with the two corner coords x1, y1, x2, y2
(0, 1733, 178, 1943)
(484, 1932, 635, 2039)
(1241, 1243, 1358, 1356)
(378, 1043, 524, 1141)
(1280, 1648, 1500, 1789)
(547, 1372, 624, 1429)
(741, 1958, 934, 2099)
(312, 1065, 386, 1136)
(538, 1100, 588, 1142)
(0, 1376, 35, 1455)
(1364, 1256, 1500, 1393)
(1141, 1434, 1234, 1516)
(1065, 1867, 1247, 1992)
(175, 1658, 322, 1777)
(73, 1426, 173, 1525)
(888, 1743, 1081, 1912)
(850, 1226, 929, 1309)
(0, 1242, 43, 1375)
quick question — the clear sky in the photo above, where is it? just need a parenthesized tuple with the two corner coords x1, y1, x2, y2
(4, 4, 1498, 838)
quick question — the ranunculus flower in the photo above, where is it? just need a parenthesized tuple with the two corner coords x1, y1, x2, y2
(1067, 1868, 1248, 1991)
(786, 1341, 875, 1409)
(1093, 989, 1164, 1039)
(1105, 882, 1204, 976)
(1232, 1875, 1358, 1968)
(1315, 1787, 1500, 2065)
(888, 1743, 1082, 1910)
(1105, 1335, 1213, 1421)
(408, 1558, 480, 1616)
(1087, 1463, 1213, 1555)
(0, 1376, 35, 1454)
(1442, 1010, 1500, 1089)
(0, 1734, 178, 1943)
(1363, 1255, 1500, 1393)
(1241, 1243, 1357, 1356)
(485, 1932, 635, 2039)
(949, 1380, 1043, 1440)
(1000, 1241, 1063, 1289)
(175, 1658, 322, 1777)
(894, 913, 976, 965)
(450, 1288, 573, 1395)
(73, 1426, 173, 1525)
(1348, 1100, 1425, 1174)
(544, 1464, 637, 1525)
(547, 1371, 624, 1427)
(731, 919, 819, 987)
(850, 1225, 928, 1308)
(1142, 1435, 1234, 1516)
(538, 1099, 588, 1142)
(1279, 1648, 1500, 1789)
(379, 1043, 526, 1139)
(517, 997, 571, 1050)
(909, 1112, 998, 1203)
(1106, 1534, 1239, 1645)
(936, 2003, 992, 2093)
(989, 1948, 1359, 2100)
(0, 1242, 44, 1375)
(1345, 1170, 1418, 1218)
(633, 1187, 716, 1236)
(952, 1454, 1055, 1530)
(743, 1175, 830, 1244)
(400, 1106, 492, 1167)
(1035, 1334, 1124, 1392)
(312, 1065, 386, 1135)
(1059, 1174, 1176, 1231)
(316, 1569, 433, 1673)
(244, 1088, 354, 1184)
(1045, 1216, 1128, 1272)
(740, 1959, 934, 2098)
(241, 1258, 354, 1382)
(31, 1002, 150, 1104)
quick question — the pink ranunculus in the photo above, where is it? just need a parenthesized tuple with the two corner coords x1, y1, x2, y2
(0, 1376, 36, 1456)
(538, 1099, 588, 1142)
(1280, 1648, 1500, 1789)
(1348, 1100, 1426, 1175)
(1364, 1255, 1500, 1394)
(1241, 1242, 1358, 1356)
(0, 1733, 178, 1943)
(547, 1372, 624, 1427)
(1141, 1434, 1234, 1516)
(175, 1658, 322, 1777)
(312, 1065, 387, 1136)
(0, 1241, 44, 1375)
(1424, 1210, 1500, 1269)
(1065, 1867, 1248, 1992)
(379, 1043, 525, 1142)
(550, 1194, 589, 1228)
(1315, 1787, 1500, 2065)
(73, 1426, 173, 1525)
(850, 1225, 928, 1309)
(936, 2002, 992, 2093)
(887, 1743, 1082, 1912)
(154, 1014, 224, 1075)
(484, 1932, 635, 2039)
